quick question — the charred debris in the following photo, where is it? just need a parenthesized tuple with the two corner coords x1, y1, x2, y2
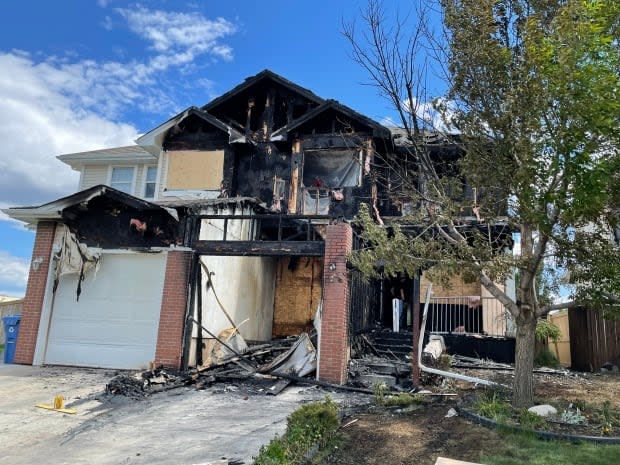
(106, 331, 374, 399)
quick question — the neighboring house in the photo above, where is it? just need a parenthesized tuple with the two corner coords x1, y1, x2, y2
(4, 70, 514, 382)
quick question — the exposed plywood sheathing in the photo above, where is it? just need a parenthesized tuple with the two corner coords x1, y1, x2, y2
(420, 274, 481, 299)
(481, 284, 508, 336)
(273, 257, 323, 337)
(167, 150, 224, 190)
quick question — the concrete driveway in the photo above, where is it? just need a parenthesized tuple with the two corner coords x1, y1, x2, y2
(0, 364, 369, 465)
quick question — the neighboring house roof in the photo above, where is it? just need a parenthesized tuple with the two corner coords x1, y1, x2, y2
(201, 69, 324, 113)
(3, 185, 177, 224)
(136, 107, 244, 156)
(272, 99, 391, 139)
(389, 127, 462, 148)
(57, 145, 155, 169)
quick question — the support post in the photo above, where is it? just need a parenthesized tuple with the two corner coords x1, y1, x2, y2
(318, 223, 353, 385)
(411, 269, 421, 386)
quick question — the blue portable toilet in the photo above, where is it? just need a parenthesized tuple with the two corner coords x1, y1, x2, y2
(2, 314, 21, 364)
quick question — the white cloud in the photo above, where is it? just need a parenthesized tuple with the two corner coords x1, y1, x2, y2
(102, 15, 114, 31)
(0, 251, 29, 297)
(403, 97, 459, 133)
(0, 6, 237, 296)
(117, 6, 237, 61)
(0, 6, 237, 211)
(0, 52, 140, 209)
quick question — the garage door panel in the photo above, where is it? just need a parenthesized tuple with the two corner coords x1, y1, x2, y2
(44, 253, 167, 370)
(46, 342, 155, 369)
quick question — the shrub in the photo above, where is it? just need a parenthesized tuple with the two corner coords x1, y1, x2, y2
(254, 397, 340, 465)
(534, 348, 560, 368)
(560, 407, 586, 425)
(535, 319, 562, 343)
(518, 409, 547, 431)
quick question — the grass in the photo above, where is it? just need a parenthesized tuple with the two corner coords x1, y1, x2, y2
(482, 432, 620, 465)
(383, 392, 424, 407)
(254, 397, 340, 465)
(372, 382, 425, 408)
(475, 391, 512, 422)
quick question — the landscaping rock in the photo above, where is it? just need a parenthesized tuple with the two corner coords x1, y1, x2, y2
(528, 404, 557, 417)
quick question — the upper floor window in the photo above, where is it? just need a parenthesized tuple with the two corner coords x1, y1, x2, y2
(144, 166, 157, 198)
(110, 167, 134, 194)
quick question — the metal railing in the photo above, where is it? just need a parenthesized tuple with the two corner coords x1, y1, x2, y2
(427, 296, 512, 338)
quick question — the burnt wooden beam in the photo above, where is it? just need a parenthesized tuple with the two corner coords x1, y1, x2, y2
(193, 240, 325, 257)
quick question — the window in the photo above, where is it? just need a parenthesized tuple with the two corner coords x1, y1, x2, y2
(110, 167, 134, 194)
(144, 166, 157, 198)
(302, 149, 361, 188)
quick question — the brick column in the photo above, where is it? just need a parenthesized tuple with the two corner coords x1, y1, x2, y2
(154, 250, 192, 368)
(14, 221, 56, 364)
(318, 223, 353, 384)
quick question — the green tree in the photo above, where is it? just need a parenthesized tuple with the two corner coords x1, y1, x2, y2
(345, 0, 620, 407)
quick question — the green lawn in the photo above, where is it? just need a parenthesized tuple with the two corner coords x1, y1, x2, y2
(483, 432, 620, 465)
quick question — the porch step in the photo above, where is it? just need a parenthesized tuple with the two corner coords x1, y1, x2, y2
(366, 331, 414, 360)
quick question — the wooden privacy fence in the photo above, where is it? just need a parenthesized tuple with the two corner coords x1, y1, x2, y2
(568, 307, 620, 371)
(548, 310, 571, 366)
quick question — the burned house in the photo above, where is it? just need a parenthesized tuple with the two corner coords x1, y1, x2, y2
(5, 70, 515, 383)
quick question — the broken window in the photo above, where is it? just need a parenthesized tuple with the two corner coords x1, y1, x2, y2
(166, 150, 224, 190)
(302, 149, 362, 189)
(302, 189, 331, 215)
(110, 167, 134, 194)
(271, 176, 286, 212)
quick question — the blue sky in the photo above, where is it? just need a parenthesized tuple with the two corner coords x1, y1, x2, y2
(0, 0, 435, 297)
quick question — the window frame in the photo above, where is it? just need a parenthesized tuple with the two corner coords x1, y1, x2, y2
(143, 165, 158, 199)
(107, 165, 137, 195)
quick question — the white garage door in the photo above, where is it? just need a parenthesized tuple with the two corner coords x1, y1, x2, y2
(44, 253, 167, 369)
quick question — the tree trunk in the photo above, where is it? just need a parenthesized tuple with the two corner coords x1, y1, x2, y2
(512, 310, 537, 408)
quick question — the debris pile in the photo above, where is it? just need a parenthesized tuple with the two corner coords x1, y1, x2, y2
(106, 374, 148, 398)
(106, 332, 320, 398)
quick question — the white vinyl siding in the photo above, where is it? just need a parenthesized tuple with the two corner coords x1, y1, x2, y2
(80, 165, 109, 190)
(81, 164, 157, 199)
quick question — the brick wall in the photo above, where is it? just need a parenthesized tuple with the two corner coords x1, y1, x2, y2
(318, 223, 352, 385)
(14, 222, 56, 364)
(154, 250, 192, 368)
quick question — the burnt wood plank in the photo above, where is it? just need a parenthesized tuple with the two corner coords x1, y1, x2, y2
(193, 240, 325, 257)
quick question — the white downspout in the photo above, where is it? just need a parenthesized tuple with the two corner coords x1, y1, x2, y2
(418, 284, 507, 388)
